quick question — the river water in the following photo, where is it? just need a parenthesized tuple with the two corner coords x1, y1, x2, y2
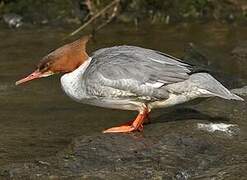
(0, 22, 246, 168)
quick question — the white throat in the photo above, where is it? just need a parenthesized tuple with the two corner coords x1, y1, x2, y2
(60, 57, 92, 101)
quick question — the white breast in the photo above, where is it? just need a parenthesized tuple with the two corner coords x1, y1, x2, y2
(60, 57, 92, 102)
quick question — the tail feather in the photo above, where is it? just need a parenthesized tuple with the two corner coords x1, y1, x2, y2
(190, 73, 244, 101)
(229, 93, 244, 101)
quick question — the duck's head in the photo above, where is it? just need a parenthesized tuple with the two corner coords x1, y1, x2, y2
(15, 35, 91, 85)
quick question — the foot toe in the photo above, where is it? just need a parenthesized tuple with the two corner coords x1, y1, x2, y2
(103, 125, 135, 133)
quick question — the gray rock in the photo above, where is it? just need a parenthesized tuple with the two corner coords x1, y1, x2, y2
(231, 86, 247, 96)
(3, 13, 23, 28)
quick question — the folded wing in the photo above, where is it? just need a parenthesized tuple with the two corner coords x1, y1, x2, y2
(84, 46, 192, 101)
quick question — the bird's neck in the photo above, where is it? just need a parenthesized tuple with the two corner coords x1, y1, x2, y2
(60, 57, 92, 101)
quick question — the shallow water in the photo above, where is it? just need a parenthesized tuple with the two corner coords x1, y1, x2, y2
(0, 22, 246, 166)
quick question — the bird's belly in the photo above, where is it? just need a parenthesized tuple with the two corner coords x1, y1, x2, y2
(79, 98, 145, 111)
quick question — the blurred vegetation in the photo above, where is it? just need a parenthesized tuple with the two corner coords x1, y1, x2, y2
(120, 0, 247, 23)
(0, 0, 247, 24)
(0, 0, 74, 24)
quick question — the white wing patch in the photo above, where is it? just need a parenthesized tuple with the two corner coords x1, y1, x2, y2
(149, 57, 172, 64)
(145, 82, 164, 88)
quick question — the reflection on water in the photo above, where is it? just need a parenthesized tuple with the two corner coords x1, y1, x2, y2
(0, 22, 246, 166)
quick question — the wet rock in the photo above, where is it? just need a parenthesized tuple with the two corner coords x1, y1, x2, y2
(3, 13, 23, 28)
(232, 41, 247, 60)
(231, 86, 247, 96)
(0, 97, 246, 179)
(0, 132, 245, 179)
(231, 41, 247, 78)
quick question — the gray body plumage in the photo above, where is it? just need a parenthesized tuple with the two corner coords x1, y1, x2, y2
(61, 45, 243, 113)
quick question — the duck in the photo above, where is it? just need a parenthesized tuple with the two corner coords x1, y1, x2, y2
(15, 36, 244, 133)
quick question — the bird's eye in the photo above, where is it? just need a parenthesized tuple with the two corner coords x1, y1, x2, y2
(38, 62, 50, 71)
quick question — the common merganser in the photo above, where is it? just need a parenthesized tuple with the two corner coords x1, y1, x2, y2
(15, 36, 244, 133)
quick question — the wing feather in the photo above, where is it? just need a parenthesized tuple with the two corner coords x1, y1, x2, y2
(84, 45, 192, 100)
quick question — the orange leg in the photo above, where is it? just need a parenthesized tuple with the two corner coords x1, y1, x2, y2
(103, 108, 149, 133)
